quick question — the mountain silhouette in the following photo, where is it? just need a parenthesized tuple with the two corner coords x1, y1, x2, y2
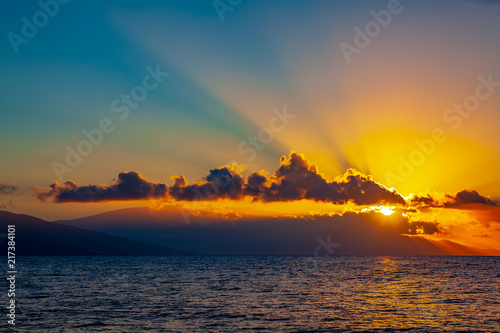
(0, 210, 195, 256)
(56, 206, 500, 256)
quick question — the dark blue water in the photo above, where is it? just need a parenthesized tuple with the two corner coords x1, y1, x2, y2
(2, 256, 499, 332)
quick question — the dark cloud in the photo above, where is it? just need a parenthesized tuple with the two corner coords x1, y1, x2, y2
(42, 152, 483, 207)
(245, 172, 268, 198)
(409, 194, 435, 207)
(169, 166, 245, 201)
(407, 221, 441, 235)
(410, 189, 497, 208)
(35, 172, 167, 203)
(447, 189, 496, 207)
(36, 152, 407, 205)
(0, 182, 18, 195)
(167, 152, 406, 205)
(247, 152, 406, 205)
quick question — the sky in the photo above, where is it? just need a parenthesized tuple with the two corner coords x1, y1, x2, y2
(1, 0, 500, 252)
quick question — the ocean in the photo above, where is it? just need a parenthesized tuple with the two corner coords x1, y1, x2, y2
(2, 256, 499, 332)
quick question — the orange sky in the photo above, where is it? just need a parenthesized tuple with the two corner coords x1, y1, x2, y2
(1, 1, 500, 254)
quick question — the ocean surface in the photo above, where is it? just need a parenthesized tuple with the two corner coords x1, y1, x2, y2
(2, 256, 500, 332)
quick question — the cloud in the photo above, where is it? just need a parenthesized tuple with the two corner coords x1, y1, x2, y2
(448, 189, 496, 207)
(169, 152, 406, 205)
(169, 166, 245, 201)
(245, 171, 268, 197)
(407, 221, 441, 235)
(410, 189, 497, 208)
(35, 172, 168, 203)
(32, 152, 408, 206)
(246, 152, 406, 205)
(0, 182, 18, 195)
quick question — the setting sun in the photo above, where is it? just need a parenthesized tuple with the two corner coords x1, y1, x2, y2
(379, 206, 395, 216)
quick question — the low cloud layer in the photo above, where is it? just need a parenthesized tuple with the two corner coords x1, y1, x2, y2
(410, 189, 498, 208)
(35, 172, 167, 203)
(0, 182, 18, 195)
(169, 167, 245, 201)
(34, 152, 497, 210)
(36, 152, 406, 205)
(245, 153, 406, 205)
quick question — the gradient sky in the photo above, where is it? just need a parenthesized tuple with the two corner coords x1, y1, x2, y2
(1, 0, 500, 242)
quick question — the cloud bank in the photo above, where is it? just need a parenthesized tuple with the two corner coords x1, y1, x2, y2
(34, 152, 497, 209)
(36, 152, 407, 205)
(410, 189, 497, 208)
(35, 171, 167, 203)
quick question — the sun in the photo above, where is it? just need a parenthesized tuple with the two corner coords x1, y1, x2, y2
(379, 206, 395, 216)
(361, 206, 396, 216)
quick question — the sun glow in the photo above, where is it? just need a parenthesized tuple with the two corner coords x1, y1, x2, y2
(379, 206, 395, 216)
(360, 205, 396, 216)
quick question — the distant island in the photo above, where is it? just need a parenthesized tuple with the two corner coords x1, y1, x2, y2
(0, 211, 195, 256)
(2, 209, 499, 256)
